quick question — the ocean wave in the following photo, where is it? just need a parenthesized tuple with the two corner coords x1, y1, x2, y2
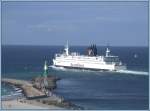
(2, 92, 23, 101)
(2, 84, 24, 100)
(2, 93, 22, 97)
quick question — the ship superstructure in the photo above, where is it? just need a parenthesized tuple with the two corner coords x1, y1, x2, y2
(53, 42, 126, 71)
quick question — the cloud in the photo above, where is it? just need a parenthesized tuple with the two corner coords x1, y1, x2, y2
(95, 16, 122, 22)
(28, 23, 78, 32)
(95, 17, 106, 20)
(47, 27, 53, 32)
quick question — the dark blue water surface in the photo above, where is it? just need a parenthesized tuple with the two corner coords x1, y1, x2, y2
(1, 45, 149, 110)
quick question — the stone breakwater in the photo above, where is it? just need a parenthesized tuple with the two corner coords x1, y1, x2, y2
(31, 75, 60, 90)
(2, 75, 83, 110)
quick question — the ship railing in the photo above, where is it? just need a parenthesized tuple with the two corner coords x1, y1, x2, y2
(105, 62, 116, 65)
(71, 52, 80, 56)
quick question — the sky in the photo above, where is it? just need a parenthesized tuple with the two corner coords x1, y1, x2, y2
(2, 1, 148, 46)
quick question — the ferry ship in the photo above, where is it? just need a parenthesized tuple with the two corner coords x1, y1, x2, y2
(53, 42, 126, 71)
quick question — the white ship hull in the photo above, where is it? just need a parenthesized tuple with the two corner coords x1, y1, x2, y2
(53, 56, 126, 71)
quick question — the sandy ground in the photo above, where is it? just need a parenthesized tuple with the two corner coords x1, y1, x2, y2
(1, 99, 64, 109)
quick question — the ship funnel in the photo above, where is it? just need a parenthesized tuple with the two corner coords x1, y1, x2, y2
(106, 47, 110, 57)
(64, 41, 69, 56)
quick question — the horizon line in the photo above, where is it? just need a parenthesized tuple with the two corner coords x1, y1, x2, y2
(1, 44, 149, 47)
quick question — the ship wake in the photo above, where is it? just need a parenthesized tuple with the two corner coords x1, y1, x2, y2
(116, 70, 149, 76)
(49, 65, 67, 71)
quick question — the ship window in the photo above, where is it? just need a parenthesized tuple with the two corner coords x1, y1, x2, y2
(105, 57, 119, 62)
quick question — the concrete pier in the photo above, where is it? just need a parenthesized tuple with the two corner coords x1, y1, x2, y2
(2, 78, 47, 99)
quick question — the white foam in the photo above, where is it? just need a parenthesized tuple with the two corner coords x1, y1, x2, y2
(116, 70, 149, 76)
(16, 90, 22, 93)
(15, 88, 21, 91)
(49, 65, 66, 71)
(13, 93, 22, 95)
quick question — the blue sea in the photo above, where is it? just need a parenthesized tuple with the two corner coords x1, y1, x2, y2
(1, 45, 149, 110)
